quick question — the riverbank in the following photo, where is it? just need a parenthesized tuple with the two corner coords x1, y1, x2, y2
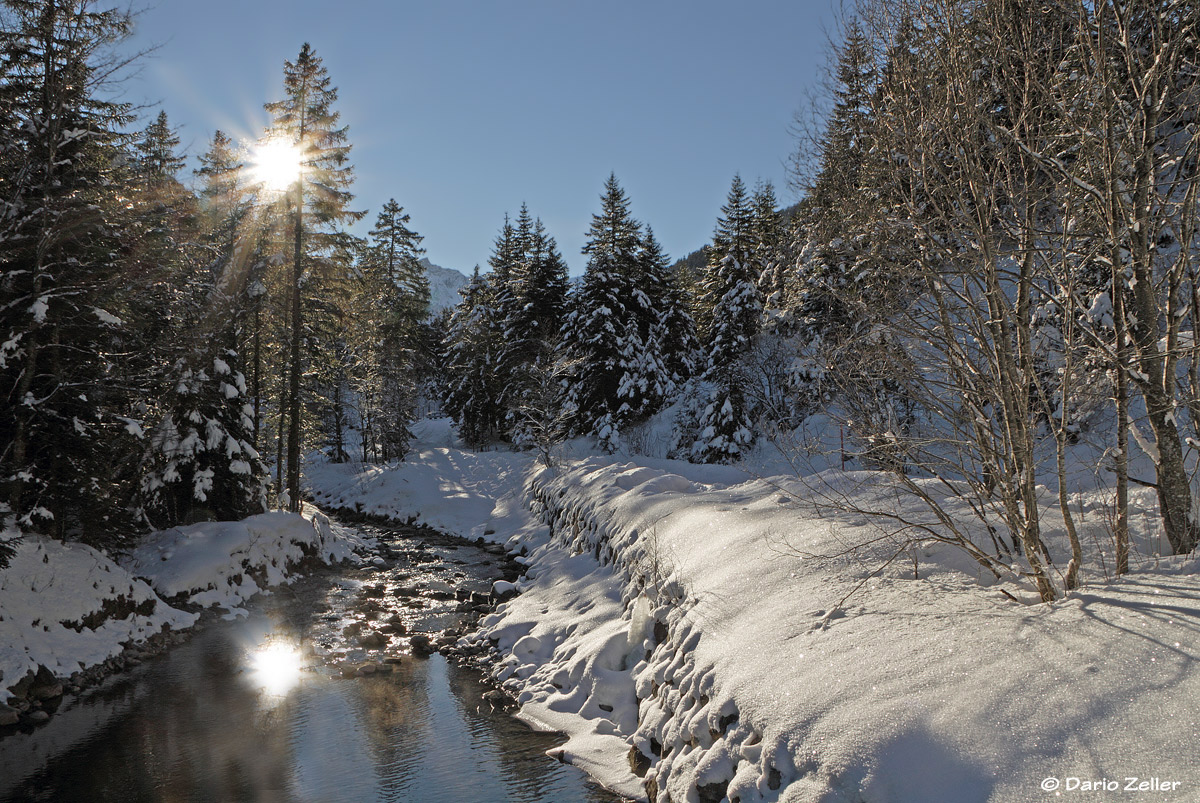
(307, 420, 1200, 803)
(0, 508, 363, 729)
(0, 517, 623, 803)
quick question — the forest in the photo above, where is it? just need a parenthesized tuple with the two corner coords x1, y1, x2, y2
(3, 0, 1199, 611)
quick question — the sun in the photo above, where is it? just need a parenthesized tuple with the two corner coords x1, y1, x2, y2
(250, 137, 303, 193)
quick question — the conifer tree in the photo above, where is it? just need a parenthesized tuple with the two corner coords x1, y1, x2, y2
(641, 225, 698, 391)
(558, 175, 648, 450)
(357, 199, 428, 460)
(750, 180, 787, 312)
(504, 215, 569, 445)
(700, 175, 763, 372)
(0, 0, 144, 549)
(443, 267, 504, 445)
(686, 175, 765, 463)
(263, 42, 361, 509)
(135, 109, 186, 183)
(195, 129, 250, 275)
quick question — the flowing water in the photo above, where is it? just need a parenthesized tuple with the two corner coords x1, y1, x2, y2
(0, 521, 624, 803)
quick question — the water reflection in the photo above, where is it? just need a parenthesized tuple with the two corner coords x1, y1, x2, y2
(0, 527, 625, 803)
(245, 639, 304, 699)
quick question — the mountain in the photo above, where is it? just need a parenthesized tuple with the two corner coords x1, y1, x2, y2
(420, 258, 470, 314)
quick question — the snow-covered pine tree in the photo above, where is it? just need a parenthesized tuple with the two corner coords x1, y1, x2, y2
(788, 19, 878, 341)
(688, 175, 764, 463)
(264, 42, 362, 510)
(750, 180, 787, 315)
(504, 215, 569, 446)
(355, 199, 429, 461)
(700, 175, 763, 372)
(443, 267, 505, 446)
(139, 351, 266, 526)
(135, 116, 269, 527)
(559, 175, 645, 450)
(0, 0, 147, 549)
(488, 211, 524, 422)
(641, 225, 698, 393)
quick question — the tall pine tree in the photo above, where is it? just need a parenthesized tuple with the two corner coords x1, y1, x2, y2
(263, 42, 361, 509)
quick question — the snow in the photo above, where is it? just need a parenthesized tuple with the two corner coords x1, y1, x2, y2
(0, 536, 196, 690)
(306, 420, 532, 542)
(1, 508, 363, 697)
(91, 307, 123, 326)
(420, 258, 470, 314)
(126, 507, 361, 609)
(304, 419, 1200, 802)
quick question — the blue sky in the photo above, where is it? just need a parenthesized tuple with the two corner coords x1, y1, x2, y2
(124, 1, 838, 275)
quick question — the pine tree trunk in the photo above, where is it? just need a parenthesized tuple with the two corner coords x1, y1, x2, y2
(286, 189, 303, 512)
(253, 302, 262, 448)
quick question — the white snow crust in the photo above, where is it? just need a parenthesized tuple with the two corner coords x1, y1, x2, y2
(0, 536, 195, 690)
(305, 421, 1200, 803)
(1, 508, 361, 696)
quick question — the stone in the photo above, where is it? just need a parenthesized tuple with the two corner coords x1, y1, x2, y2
(26, 709, 50, 724)
(7, 669, 37, 700)
(628, 745, 651, 777)
(409, 634, 434, 655)
(356, 663, 377, 676)
(490, 581, 518, 603)
(29, 682, 64, 701)
(358, 631, 389, 650)
(0, 704, 18, 727)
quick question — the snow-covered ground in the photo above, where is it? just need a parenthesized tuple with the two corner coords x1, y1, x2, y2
(306, 418, 1200, 803)
(1, 508, 363, 700)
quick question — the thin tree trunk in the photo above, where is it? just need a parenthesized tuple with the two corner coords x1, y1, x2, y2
(286, 191, 303, 512)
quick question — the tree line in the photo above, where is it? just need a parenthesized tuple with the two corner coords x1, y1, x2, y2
(0, 2, 432, 564)
(4, 0, 1198, 605)
(440, 0, 1200, 601)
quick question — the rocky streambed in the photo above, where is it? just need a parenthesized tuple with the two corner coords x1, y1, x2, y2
(0, 516, 624, 803)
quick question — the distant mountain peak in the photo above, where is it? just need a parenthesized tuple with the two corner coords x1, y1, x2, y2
(420, 258, 470, 314)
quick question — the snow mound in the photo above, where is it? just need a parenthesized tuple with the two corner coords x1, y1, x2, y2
(126, 508, 358, 610)
(305, 446, 533, 541)
(615, 466, 694, 494)
(0, 536, 196, 692)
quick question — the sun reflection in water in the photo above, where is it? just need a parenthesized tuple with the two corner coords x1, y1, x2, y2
(247, 639, 304, 698)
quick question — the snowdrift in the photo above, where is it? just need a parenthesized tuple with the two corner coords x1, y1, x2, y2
(307, 431, 1200, 803)
(479, 459, 1200, 803)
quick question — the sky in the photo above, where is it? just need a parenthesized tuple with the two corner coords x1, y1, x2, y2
(123, 1, 840, 276)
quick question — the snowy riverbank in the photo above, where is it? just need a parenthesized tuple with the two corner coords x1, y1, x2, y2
(0, 508, 363, 722)
(307, 421, 1200, 803)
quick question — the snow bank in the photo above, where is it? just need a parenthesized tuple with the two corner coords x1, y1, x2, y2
(306, 440, 534, 542)
(125, 507, 361, 611)
(492, 459, 1200, 803)
(2, 509, 362, 697)
(304, 426, 1200, 802)
(0, 536, 196, 693)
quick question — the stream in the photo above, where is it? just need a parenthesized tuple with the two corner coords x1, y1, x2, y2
(0, 519, 624, 803)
